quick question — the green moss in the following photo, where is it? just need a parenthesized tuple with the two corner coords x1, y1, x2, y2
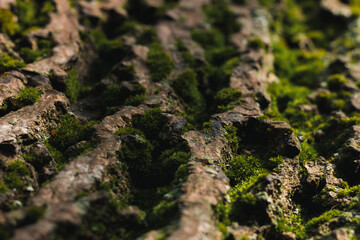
(0, 86, 43, 115)
(24, 205, 46, 224)
(3, 160, 30, 190)
(337, 185, 360, 198)
(232, 0, 247, 5)
(158, 150, 189, 182)
(228, 174, 270, 223)
(132, 108, 167, 140)
(116, 127, 145, 137)
(0, 181, 8, 194)
(137, 27, 158, 45)
(305, 209, 342, 231)
(48, 114, 96, 152)
(23, 151, 45, 170)
(223, 57, 241, 75)
(327, 74, 349, 91)
(203, 1, 240, 37)
(115, 21, 139, 36)
(16, 0, 55, 30)
(174, 163, 188, 182)
(0, 224, 12, 240)
(7, 160, 30, 176)
(147, 43, 175, 82)
(102, 82, 146, 112)
(214, 88, 242, 112)
(118, 134, 154, 182)
(275, 214, 306, 240)
(0, 53, 26, 73)
(172, 69, 205, 123)
(116, 64, 136, 80)
(19, 39, 54, 63)
(19, 48, 41, 63)
(176, 40, 196, 67)
(65, 68, 80, 103)
(205, 46, 236, 66)
(124, 86, 147, 106)
(224, 154, 268, 186)
(15, 86, 43, 108)
(173, 69, 203, 106)
(191, 29, 225, 49)
(248, 37, 267, 50)
(224, 125, 239, 153)
(88, 30, 124, 81)
(291, 60, 324, 88)
(299, 141, 318, 163)
(315, 92, 346, 113)
(147, 200, 177, 227)
(0, 9, 20, 36)
(272, 41, 298, 79)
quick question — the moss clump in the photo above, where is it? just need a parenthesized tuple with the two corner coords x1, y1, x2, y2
(0, 87, 43, 115)
(88, 30, 124, 81)
(327, 74, 349, 91)
(0, 9, 20, 36)
(116, 127, 145, 137)
(173, 69, 207, 124)
(274, 214, 306, 239)
(3, 160, 30, 190)
(124, 84, 147, 106)
(214, 88, 242, 112)
(0, 181, 8, 194)
(172, 69, 205, 117)
(248, 37, 267, 50)
(291, 60, 324, 88)
(272, 41, 298, 79)
(224, 155, 267, 186)
(118, 134, 154, 181)
(0, 53, 26, 73)
(19, 48, 41, 63)
(191, 29, 225, 49)
(102, 83, 146, 113)
(232, 0, 247, 5)
(337, 185, 360, 198)
(315, 91, 349, 113)
(227, 174, 271, 224)
(114, 64, 135, 81)
(24, 205, 46, 224)
(131, 108, 168, 145)
(203, 1, 240, 37)
(15, 86, 43, 107)
(224, 125, 239, 153)
(65, 68, 80, 103)
(147, 43, 175, 82)
(137, 27, 158, 45)
(48, 115, 96, 152)
(305, 209, 342, 231)
(16, 0, 55, 30)
(299, 141, 318, 163)
(157, 150, 189, 182)
(205, 46, 237, 66)
(19, 40, 54, 63)
(147, 200, 178, 227)
(176, 41, 196, 67)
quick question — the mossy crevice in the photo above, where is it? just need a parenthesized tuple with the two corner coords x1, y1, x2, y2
(0, 86, 43, 117)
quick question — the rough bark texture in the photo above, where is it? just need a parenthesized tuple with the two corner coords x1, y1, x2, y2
(1, 0, 360, 239)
